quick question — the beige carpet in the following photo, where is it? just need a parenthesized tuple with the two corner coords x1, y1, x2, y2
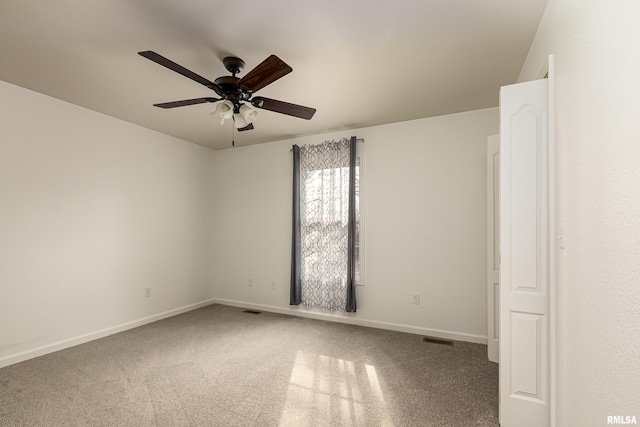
(0, 304, 498, 426)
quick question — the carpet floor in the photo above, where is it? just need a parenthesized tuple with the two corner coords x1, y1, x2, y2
(0, 304, 498, 426)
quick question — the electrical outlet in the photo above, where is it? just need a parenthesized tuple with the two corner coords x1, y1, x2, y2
(271, 281, 276, 290)
(412, 294, 420, 305)
(145, 287, 151, 298)
(248, 279, 253, 288)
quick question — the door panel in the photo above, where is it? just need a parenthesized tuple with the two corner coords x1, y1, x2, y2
(499, 78, 550, 427)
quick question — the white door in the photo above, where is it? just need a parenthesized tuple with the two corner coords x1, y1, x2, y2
(487, 134, 500, 364)
(499, 78, 550, 427)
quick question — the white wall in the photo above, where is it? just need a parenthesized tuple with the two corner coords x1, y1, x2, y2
(212, 108, 498, 342)
(0, 80, 216, 366)
(519, 0, 640, 424)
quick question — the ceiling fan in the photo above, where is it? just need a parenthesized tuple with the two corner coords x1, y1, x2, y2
(138, 51, 316, 133)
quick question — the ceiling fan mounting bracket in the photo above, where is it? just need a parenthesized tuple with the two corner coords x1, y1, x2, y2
(222, 56, 245, 76)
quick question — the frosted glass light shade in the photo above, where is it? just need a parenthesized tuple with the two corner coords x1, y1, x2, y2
(213, 100, 234, 125)
(234, 104, 258, 128)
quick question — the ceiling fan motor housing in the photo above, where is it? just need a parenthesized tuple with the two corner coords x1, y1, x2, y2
(214, 75, 250, 111)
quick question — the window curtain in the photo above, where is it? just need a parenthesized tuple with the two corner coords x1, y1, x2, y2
(290, 137, 357, 312)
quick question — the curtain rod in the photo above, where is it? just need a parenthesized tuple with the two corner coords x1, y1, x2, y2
(289, 138, 364, 151)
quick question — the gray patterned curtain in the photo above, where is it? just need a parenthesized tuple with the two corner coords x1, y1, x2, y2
(290, 145, 302, 306)
(290, 137, 357, 312)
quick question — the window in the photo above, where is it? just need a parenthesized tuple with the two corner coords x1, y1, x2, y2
(302, 156, 362, 285)
(354, 155, 363, 285)
(291, 137, 361, 312)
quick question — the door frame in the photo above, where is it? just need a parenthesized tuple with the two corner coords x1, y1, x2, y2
(547, 54, 558, 427)
(487, 134, 500, 364)
(537, 54, 558, 427)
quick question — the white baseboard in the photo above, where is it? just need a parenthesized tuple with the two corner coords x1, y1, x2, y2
(0, 298, 217, 369)
(1, 297, 487, 369)
(213, 298, 488, 344)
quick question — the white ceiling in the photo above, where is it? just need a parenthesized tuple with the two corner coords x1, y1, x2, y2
(0, 0, 548, 150)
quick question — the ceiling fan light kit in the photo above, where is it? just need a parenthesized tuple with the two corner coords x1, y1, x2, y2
(138, 51, 316, 143)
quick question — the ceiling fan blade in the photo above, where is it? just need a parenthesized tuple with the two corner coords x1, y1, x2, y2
(236, 55, 292, 93)
(153, 97, 219, 109)
(252, 97, 316, 120)
(138, 51, 223, 95)
(237, 123, 254, 132)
